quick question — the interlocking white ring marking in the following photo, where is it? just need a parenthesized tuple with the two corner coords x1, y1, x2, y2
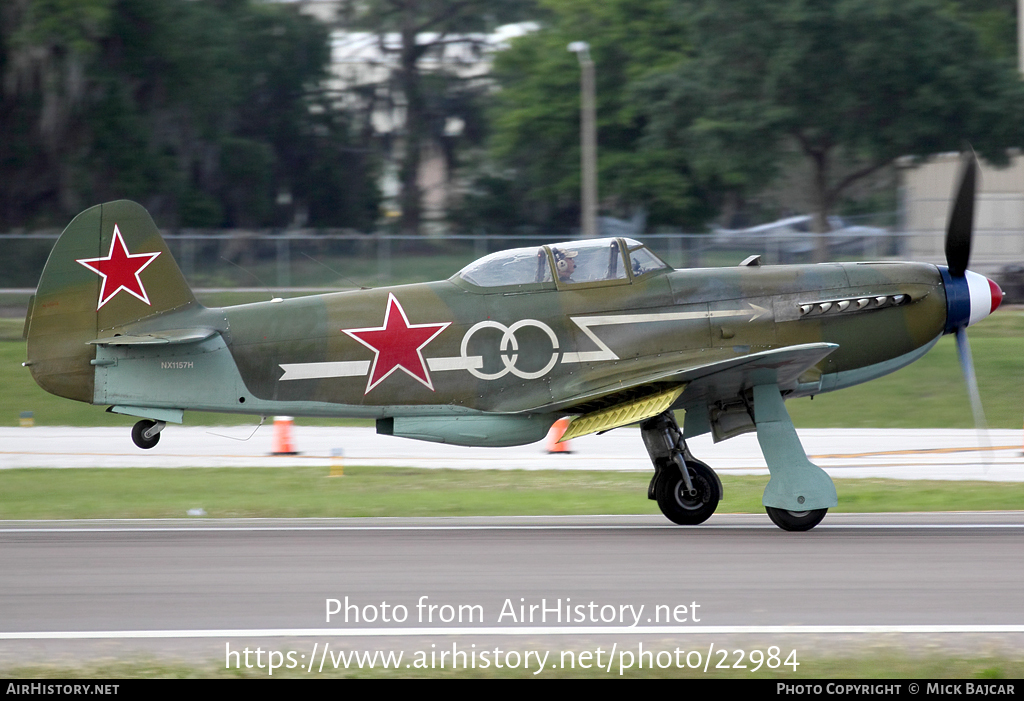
(460, 319, 560, 380)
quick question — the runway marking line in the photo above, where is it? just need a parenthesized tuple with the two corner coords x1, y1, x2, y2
(2, 523, 1024, 533)
(716, 462, 1023, 471)
(809, 445, 1018, 459)
(0, 451, 329, 460)
(0, 446, 1018, 462)
(3, 625, 1024, 640)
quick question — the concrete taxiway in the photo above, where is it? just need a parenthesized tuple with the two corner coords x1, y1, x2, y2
(1, 426, 1022, 480)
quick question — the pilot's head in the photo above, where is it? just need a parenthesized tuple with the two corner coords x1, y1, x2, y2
(554, 249, 578, 280)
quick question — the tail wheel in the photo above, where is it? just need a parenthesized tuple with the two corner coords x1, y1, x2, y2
(765, 507, 827, 531)
(655, 461, 720, 525)
(131, 420, 161, 450)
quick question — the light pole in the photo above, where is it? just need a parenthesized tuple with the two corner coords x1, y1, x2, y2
(1020, 0, 1024, 74)
(568, 41, 597, 238)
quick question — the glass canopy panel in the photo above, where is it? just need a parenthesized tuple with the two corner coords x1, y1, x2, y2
(549, 238, 628, 284)
(457, 246, 552, 287)
(628, 246, 669, 277)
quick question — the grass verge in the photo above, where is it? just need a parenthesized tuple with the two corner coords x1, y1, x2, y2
(2, 467, 1023, 520)
(3, 651, 1023, 678)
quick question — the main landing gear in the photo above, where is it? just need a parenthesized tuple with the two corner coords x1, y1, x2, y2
(641, 412, 722, 526)
(641, 398, 835, 531)
(131, 419, 165, 449)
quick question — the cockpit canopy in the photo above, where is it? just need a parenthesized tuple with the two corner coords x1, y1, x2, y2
(455, 237, 669, 289)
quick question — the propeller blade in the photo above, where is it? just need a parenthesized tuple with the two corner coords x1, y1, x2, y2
(954, 325, 989, 440)
(945, 152, 978, 278)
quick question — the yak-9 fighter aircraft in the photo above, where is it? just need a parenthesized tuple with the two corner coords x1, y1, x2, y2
(24, 154, 1001, 530)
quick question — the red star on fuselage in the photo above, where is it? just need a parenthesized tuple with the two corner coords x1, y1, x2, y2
(343, 293, 450, 394)
(76, 225, 161, 310)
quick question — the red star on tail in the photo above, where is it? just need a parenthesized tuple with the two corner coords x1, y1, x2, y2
(76, 225, 161, 310)
(343, 294, 450, 394)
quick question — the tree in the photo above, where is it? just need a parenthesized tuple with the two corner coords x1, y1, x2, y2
(347, 0, 535, 235)
(640, 0, 1024, 259)
(82, 0, 381, 229)
(486, 0, 707, 234)
(0, 0, 114, 223)
(950, 0, 1018, 60)
(0, 0, 380, 230)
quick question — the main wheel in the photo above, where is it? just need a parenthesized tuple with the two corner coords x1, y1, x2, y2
(655, 461, 720, 525)
(131, 420, 161, 450)
(765, 506, 827, 531)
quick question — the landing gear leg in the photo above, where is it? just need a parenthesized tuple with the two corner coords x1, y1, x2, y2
(131, 419, 165, 450)
(752, 384, 836, 531)
(641, 412, 722, 525)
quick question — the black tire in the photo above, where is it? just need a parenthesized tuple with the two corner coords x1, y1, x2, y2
(765, 506, 827, 531)
(131, 420, 161, 450)
(655, 461, 720, 525)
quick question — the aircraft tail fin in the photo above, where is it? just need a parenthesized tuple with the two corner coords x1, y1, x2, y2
(25, 200, 198, 402)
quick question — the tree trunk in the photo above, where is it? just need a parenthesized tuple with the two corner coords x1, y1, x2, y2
(398, 23, 423, 236)
(809, 149, 833, 264)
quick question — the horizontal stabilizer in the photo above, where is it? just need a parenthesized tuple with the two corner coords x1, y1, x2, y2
(89, 328, 217, 346)
(108, 405, 184, 424)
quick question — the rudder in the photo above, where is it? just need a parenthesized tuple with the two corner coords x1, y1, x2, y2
(25, 201, 197, 402)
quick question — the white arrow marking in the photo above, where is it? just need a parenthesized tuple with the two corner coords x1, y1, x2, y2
(279, 304, 772, 378)
(562, 305, 769, 364)
(747, 302, 771, 322)
(427, 356, 484, 371)
(279, 361, 370, 381)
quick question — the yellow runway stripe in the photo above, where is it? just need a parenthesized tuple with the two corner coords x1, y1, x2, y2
(809, 445, 1017, 460)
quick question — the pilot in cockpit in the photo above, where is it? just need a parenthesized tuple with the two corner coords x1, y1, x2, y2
(553, 248, 578, 282)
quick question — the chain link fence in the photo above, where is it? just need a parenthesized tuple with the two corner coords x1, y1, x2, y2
(1, 224, 1020, 293)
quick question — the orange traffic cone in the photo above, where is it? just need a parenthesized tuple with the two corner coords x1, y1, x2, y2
(546, 417, 572, 454)
(271, 416, 299, 455)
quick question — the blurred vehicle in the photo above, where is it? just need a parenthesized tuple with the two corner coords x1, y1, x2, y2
(995, 263, 1024, 304)
(713, 214, 892, 259)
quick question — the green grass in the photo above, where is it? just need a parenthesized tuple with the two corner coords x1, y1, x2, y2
(786, 336, 1024, 428)
(0, 316, 25, 341)
(785, 306, 1024, 429)
(3, 650, 1023, 678)
(1, 467, 1023, 520)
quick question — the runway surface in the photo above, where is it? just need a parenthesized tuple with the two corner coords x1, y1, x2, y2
(2, 513, 1023, 666)
(2, 426, 1024, 480)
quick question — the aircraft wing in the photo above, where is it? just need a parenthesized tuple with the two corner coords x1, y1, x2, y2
(673, 341, 839, 407)
(545, 342, 838, 440)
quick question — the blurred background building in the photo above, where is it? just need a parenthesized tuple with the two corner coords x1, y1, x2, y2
(902, 153, 1024, 272)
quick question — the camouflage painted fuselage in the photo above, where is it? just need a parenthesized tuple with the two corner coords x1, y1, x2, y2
(215, 260, 944, 414)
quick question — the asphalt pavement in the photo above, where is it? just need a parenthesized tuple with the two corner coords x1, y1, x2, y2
(2, 513, 1023, 666)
